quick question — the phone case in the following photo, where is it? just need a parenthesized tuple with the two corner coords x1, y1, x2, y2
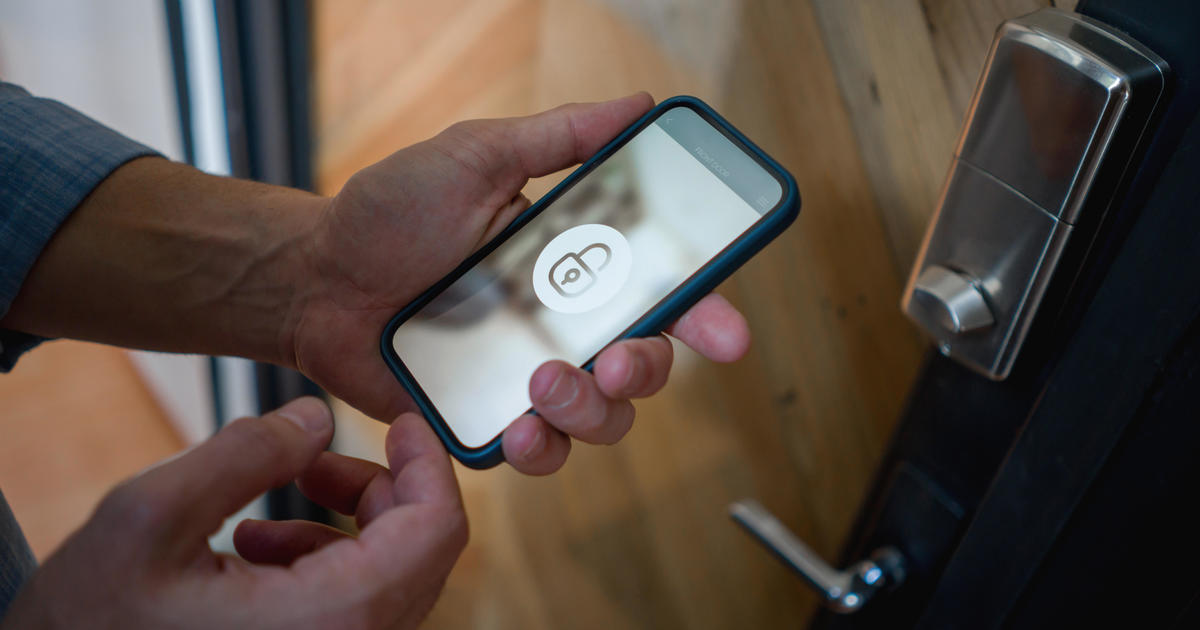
(381, 95, 801, 469)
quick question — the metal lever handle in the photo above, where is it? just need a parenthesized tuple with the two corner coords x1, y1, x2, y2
(729, 499, 905, 613)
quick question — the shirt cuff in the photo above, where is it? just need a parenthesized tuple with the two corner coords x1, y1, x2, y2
(0, 82, 162, 371)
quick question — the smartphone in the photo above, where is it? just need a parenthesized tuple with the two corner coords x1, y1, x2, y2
(381, 96, 800, 468)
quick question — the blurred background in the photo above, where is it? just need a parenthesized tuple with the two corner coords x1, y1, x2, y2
(0, 0, 1075, 627)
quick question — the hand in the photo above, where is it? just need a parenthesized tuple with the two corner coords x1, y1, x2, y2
(289, 94, 752, 474)
(0, 91, 750, 476)
(1, 398, 467, 630)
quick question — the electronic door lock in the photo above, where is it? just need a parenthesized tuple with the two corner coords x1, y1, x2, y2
(902, 8, 1168, 379)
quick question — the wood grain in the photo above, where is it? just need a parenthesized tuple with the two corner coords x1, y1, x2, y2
(811, 0, 962, 275)
(0, 2, 1074, 625)
(311, 0, 1068, 627)
(922, 0, 1077, 118)
(812, 0, 1074, 273)
(0, 341, 182, 559)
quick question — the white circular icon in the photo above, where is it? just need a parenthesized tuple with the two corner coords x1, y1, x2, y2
(532, 224, 632, 314)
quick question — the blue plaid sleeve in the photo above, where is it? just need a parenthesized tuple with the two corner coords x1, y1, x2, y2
(0, 82, 161, 371)
(0, 488, 35, 619)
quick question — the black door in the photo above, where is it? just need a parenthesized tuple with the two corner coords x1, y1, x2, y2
(805, 0, 1200, 627)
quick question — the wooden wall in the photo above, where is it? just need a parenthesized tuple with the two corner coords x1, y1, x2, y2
(313, 1, 1072, 626)
(0, 341, 182, 558)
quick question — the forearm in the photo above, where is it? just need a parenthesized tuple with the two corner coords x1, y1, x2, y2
(0, 157, 326, 366)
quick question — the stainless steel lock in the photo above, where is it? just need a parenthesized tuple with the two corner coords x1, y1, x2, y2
(902, 9, 1169, 379)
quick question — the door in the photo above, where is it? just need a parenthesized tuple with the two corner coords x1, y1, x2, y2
(803, 0, 1200, 627)
(308, 0, 1158, 628)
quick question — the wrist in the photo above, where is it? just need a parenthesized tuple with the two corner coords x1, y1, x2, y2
(131, 162, 330, 366)
(261, 194, 328, 370)
(2, 158, 330, 365)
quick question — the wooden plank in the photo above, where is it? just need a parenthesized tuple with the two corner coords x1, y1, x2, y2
(315, 0, 928, 626)
(920, 0, 1069, 119)
(0, 0, 1088, 622)
(0, 341, 183, 559)
(313, 0, 542, 194)
(811, 0, 1072, 275)
(810, 0, 963, 275)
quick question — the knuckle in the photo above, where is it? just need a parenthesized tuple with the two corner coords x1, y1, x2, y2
(635, 338, 672, 389)
(439, 505, 470, 555)
(94, 482, 136, 523)
(572, 403, 611, 442)
(443, 118, 486, 140)
(96, 480, 172, 533)
(653, 334, 675, 365)
(230, 416, 290, 466)
(444, 118, 479, 134)
(599, 402, 635, 445)
(437, 120, 508, 181)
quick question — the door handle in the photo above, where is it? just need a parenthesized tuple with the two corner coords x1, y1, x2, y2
(729, 499, 906, 613)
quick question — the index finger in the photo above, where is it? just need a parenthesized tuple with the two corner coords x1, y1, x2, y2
(666, 293, 751, 363)
(295, 412, 463, 527)
(351, 412, 467, 582)
(384, 412, 463, 509)
(290, 414, 467, 593)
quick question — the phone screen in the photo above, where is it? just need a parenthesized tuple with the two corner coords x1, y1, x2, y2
(391, 104, 785, 448)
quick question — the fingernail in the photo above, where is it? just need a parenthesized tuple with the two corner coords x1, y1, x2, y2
(276, 397, 332, 433)
(538, 368, 578, 410)
(519, 426, 546, 461)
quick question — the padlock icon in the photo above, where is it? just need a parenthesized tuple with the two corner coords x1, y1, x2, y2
(548, 242, 612, 297)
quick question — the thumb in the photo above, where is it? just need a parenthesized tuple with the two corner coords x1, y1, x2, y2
(498, 92, 654, 178)
(105, 397, 334, 556)
(434, 92, 654, 193)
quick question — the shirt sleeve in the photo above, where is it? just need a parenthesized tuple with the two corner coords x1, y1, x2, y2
(0, 82, 161, 371)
